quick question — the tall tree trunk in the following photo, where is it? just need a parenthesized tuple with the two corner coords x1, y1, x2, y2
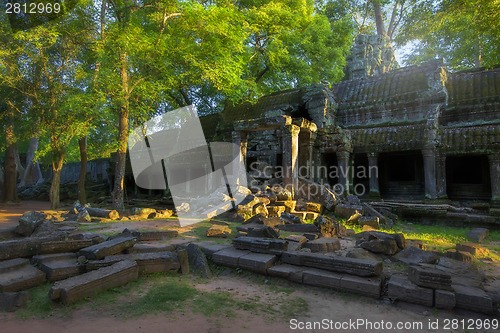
(3, 103, 17, 202)
(14, 146, 24, 182)
(78, 136, 88, 204)
(19, 137, 39, 187)
(112, 51, 130, 210)
(372, 0, 387, 37)
(49, 149, 65, 209)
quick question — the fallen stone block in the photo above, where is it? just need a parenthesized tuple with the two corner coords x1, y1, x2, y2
(212, 247, 251, 267)
(360, 239, 398, 255)
(335, 204, 363, 219)
(253, 204, 269, 217)
(303, 268, 342, 290)
(340, 275, 382, 298)
(304, 238, 341, 253)
(455, 243, 489, 257)
(445, 250, 473, 263)
(246, 226, 280, 239)
(40, 239, 94, 254)
(87, 252, 180, 274)
(0, 235, 66, 260)
(467, 228, 489, 243)
(49, 260, 139, 305)
(408, 265, 452, 291)
(267, 264, 305, 283)
(358, 231, 405, 250)
(262, 217, 283, 228)
(177, 248, 189, 274)
(125, 243, 176, 254)
(453, 284, 494, 314)
(394, 246, 438, 265)
(0, 258, 46, 292)
(266, 206, 285, 218)
(388, 275, 433, 307)
(276, 224, 319, 233)
(434, 289, 455, 309)
(314, 216, 345, 238)
(14, 211, 47, 237)
(0, 291, 31, 312)
(242, 214, 266, 225)
(233, 236, 288, 255)
(346, 248, 382, 261)
(78, 236, 136, 260)
(196, 242, 232, 258)
(185, 243, 212, 278)
(238, 252, 277, 274)
(281, 252, 383, 277)
(275, 200, 296, 213)
(280, 212, 302, 224)
(306, 202, 322, 213)
(357, 216, 380, 229)
(32, 253, 84, 282)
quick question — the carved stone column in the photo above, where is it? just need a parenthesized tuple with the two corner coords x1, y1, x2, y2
(422, 149, 437, 199)
(488, 154, 500, 213)
(336, 151, 350, 195)
(282, 124, 300, 197)
(435, 152, 448, 199)
(232, 131, 247, 185)
(367, 152, 380, 198)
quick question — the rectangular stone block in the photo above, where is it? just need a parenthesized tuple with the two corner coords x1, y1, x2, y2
(267, 264, 305, 283)
(340, 275, 382, 298)
(125, 243, 176, 254)
(408, 265, 452, 290)
(388, 275, 433, 307)
(86, 252, 180, 274)
(212, 247, 250, 267)
(0, 259, 46, 292)
(434, 289, 455, 309)
(78, 236, 136, 260)
(49, 260, 139, 305)
(281, 252, 383, 277)
(238, 253, 277, 274)
(0, 236, 64, 260)
(196, 242, 232, 258)
(276, 224, 319, 233)
(453, 285, 494, 314)
(233, 236, 288, 255)
(302, 268, 342, 290)
(32, 253, 84, 282)
(39, 240, 94, 254)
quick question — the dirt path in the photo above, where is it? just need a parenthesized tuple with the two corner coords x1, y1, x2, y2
(0, 201, 51, 228)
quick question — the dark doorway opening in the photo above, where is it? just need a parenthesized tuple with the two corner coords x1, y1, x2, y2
(321, 153, 338, 186)
(353, 154, 369, 196)
(379, 151, 424, 199)
(446, 155, 491, 200)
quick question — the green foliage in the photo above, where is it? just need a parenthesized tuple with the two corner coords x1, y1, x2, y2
(396, 0, 500, 69)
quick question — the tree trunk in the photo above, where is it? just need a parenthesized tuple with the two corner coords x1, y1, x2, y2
(86, 207, 119, 219)
(19, 137, 39, 187)
(49, 150, 65, 209)
(372, 0, 387, 37)
(3, 104, 17, 202)
(78, 136, 88, 205)
(14, 146, 24, 182)
(112, 51, 130, 210)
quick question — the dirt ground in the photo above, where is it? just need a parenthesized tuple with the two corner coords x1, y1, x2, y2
(0, 201, 498, 333)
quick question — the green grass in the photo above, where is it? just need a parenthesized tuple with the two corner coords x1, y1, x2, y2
(279, 297, 309, 318)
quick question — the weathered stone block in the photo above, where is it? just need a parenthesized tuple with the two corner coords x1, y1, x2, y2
(340, 275, 382, 298)
(212, 247, 251, 267)
(275, 200, 296, 213)
(122, 229, 178, 241)
(242, 214, 266, 225)
(276, 224, 319, 233)
(346, 248, 382, 261)
(125, 243, 175, 254)
(453, 285, 494, 314)
(206, 225, 231, 238)
(176, 248, 189, 274)
(335, 204, 363, 219)
(388, 275, 433, 307)
(246, 226, 280, 239)
(267, 206, 286, 218)
(304, 238, 341, 253)
(233, 236, 288, 254)
(32, 253, 84, 282)
(196, 242, 231, 258)
(467, 228, 489, 243)
(445, 250, 473, 263)
(305, 202, 322, 213)
(434, 289, 455, 309)
(358, 216, 380, 229)
(267, 264, 305, 283)
(238, 253, 277, 274)
(281, 252, 383, 277)
(0, 291, 30, 312)
(262, 217, 283, 228)
(360, 239, 398, 255)
(49, 260, 139, 305)
(39, 240, 94, 254)
(14, 211, 47, 237)
(0, 259, 46, 292)
(408, 265, 452, 291)
(394, 246, 438, 265)
(78, 236, 136, 260)
(455, 243, 489, 257)
(280, 212, 302, 224)
(185, 243, 212, 278)
(303, 268, 342, 290)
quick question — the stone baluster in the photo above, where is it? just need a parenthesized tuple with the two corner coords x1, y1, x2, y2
(336, 151, 351, 195)
(282, 124, 300, 197)
(367, 152, 380, 198)
(232, 131, 247, 185)
(422, 149, 437, 199)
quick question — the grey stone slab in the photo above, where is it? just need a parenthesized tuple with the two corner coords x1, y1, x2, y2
(434, 289, 455, 309)
(49, 260, 139, 305)
(340, 275, 382, 298)
(304, 238, 341, 253)
(408, 265, 452, 291)
(39, 240, 94, 254)
(212, 247, 251, 267)
(0, 291, 30, 312)
(453, 284, 494, 314)
(281, 252, 383, 277)
(232, 236, 288, 254)
(196, 242, 232, 258)
(238, 252, 277, 274)
(302, 268, 342, 290)
(125, 243, 176, 254)
(0, 259, 46, 292)
(32, 253, 84, 282)
(267, 264, 305, 283)
(78, 236, 136, 260)
(86, 252, 180, 275)
(388, 275, 433, 307)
